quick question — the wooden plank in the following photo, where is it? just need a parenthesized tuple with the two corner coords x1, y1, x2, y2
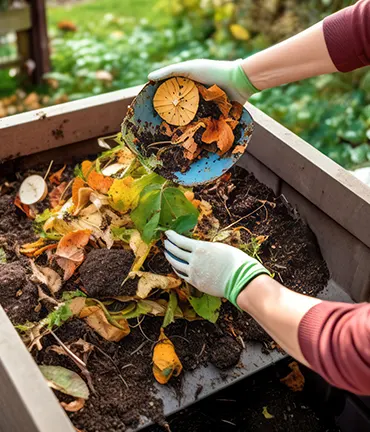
(16, 28, 32, 85)
(0, 307, 75, 432)
(0, 6, 31, 34)
(281, 182, 370, 302)
(246, 102, 370, 250)
(27, 0, 50, 84)
(0, 86, 142, 161)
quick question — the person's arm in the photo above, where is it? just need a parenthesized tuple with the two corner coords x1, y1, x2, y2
(164, 231, 370, 395)
(149, 0, 370, 103)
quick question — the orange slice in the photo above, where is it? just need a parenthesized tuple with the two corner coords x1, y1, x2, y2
(153, 77, 199, 126)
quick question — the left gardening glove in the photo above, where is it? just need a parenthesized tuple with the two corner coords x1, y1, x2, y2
(148, 59, 259, 105)
(164, 230, 270, 307)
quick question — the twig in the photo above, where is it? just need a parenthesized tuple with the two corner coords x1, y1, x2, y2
(197, 343, 206, 358)
(92, 344, 129, 389)
(130, 340, 149, 356)
(221, 419, 236, 426)
(121, 363, 135, 370)
(238, 335, 245, 350)
(169, 335, 190, 344)
(59, 178, 73, 203)
(50, 331, 96, 394)
(218, 203, 266, 233)
(147, 140, 172, 148)
(43, 160, 54, 180)
(137, 318, 157, 343)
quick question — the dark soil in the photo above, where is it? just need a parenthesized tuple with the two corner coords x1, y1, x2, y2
(80, 248, 138, 298)
(146, 359, 340, 432)
(0, 163, 330, 432)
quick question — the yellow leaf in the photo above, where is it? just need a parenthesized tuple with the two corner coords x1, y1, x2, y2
(230, 24, 250, 41)
(153, 328, 182, 384)
(262, 406, 274, 419)
(108, 176, 136, 213)
(82, 307, 130, 342)
(130, 271, 182, 299)
(129, 230, 152, 271)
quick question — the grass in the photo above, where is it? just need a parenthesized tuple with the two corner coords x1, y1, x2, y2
(47, 0, 166, 33)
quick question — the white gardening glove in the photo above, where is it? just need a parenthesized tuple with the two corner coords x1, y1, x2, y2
(148, 59, 259, 105)
(164, 230, 269, 307)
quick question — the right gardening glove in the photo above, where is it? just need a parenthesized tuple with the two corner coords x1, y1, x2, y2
(164, 230, 270, 308)
(148, 59, 260, 105)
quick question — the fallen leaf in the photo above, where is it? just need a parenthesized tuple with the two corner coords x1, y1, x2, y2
(49, 165, 66, 185)
(72, 177, 86, 207)
(20, 238, 48, 257)
(189, 293, 221, 323)
(81, 160, 113, 194)
(14, 195, 36, 219)
(153, 77, 199, 126)
(73, 187, 93, 215)
(159, 121, 173, 137)
(262, 406, 274, 419)
(230, 101, 243, 121)
(198, 84, 232, 117)
(131, 271, 182, 299)
(55, 230, 91, 280)
(61, 397, 85, 412)
(153, 328, 183, 384)
(39, 365, 89, 399)
(162, 291, 178, 328)
(280, 361, 305, 391)
(49, 182, 68, 208)
(129, 230, 152, 271)
(202, 117, 235, 155)
(0, 247, 7, 263)
(232, 145, 246, 154)
(30, 261, 62, 294)
(82, 307, 130, 342)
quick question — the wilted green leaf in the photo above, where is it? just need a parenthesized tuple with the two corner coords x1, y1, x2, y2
(0, 247, 6, 263)
(189, 293, 221, 323)
(39, 365, 89, 399)
(62, 290, 87, 301)
(162, 291, 178, 328)
(131, 184, 199, 243)
(111, 226, 136, 243)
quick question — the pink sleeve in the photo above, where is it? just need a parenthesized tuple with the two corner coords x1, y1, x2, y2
(323, 0, 370, 72)
(298, 301, 370, 395)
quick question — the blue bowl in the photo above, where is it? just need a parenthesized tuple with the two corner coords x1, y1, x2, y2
(121, 81, 254, 186)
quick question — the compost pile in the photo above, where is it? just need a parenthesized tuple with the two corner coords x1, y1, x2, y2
(0, 82, 329, 432)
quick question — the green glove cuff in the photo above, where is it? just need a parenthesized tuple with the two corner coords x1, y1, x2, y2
(225, 260, 270, 308)
(231, 59, 260, 100)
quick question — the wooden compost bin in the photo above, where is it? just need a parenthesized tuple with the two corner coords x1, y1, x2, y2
(0, 85, 369, 432)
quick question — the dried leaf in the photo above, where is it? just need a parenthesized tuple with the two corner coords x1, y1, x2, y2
(82, 307, 130, 342)
(262, 406, 274, 419)
(49, 165, 66, 185)
(129, 230, 152, 271)
(30, 261, 62, 294)
(61, 397, 85, 412)
(81, 160, 113, 194)
(198, 84, 232, 117)
(39, 365, 89, 399)
(232, 145, 246, 154)
(153, 328, 182, 384)
(73, 187, 93, 215)
(14, 195, 36, 219)
(131, 271, 182, 299)
(230, 101, 243, 121)
(49, 182, 68, 208)
(56, 230, 91, 280)
(159, 121, 173, 137)
(280, 361, 305, 391)
(72, 177, 86, 207)
(202, 117, 235, 155)
(153, 77, 199, 126)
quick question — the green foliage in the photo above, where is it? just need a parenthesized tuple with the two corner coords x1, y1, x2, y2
(62, 290, 87, 301)
(45, 302, 73, 329)
(39, 365, 89, 399)
(111, 226, 136, 243)
(162, 291, 178, 328)
(131, 183, 199, 243)
(189, 293, 221, 323)
(240, 237, 263, 262)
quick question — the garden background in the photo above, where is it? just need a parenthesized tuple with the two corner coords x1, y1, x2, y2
(1, 0, 369, 169)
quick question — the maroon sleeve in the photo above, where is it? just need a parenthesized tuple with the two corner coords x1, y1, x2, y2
(298, 301, 370, 395)
(323, 0, 370, 72)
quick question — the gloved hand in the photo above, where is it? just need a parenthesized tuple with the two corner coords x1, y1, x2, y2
(164, 230, 270, 307)
(148, 59, 259, 105)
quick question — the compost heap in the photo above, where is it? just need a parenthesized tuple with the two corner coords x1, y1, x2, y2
(131, 77, 247, 176)
(0, 82, 329, 431)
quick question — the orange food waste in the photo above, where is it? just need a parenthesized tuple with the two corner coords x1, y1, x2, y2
(198, 84, 232, 118)
(202, 117, 235, 155)
(153, 77, 199, 126)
